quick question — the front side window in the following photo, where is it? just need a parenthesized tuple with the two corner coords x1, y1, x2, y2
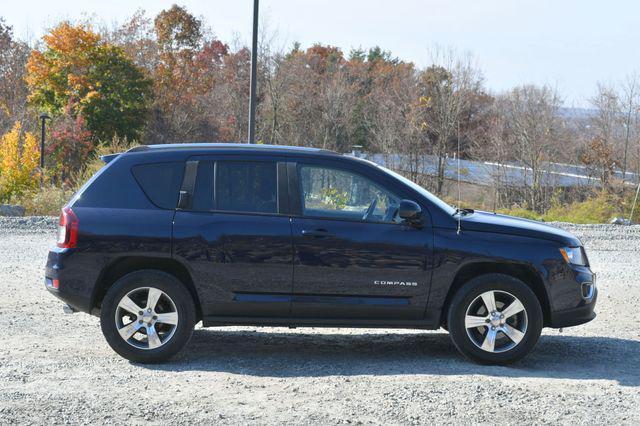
(299, 165, 400, 223)
(216, 161, 278, 213)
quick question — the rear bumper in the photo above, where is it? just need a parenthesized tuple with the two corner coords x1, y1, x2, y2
(45, 247, 95, 314)
(549, 288, 597, 328)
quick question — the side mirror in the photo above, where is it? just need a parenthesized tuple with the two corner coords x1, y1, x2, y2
(398, 199, 422, 225)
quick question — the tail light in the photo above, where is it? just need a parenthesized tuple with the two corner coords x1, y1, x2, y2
(57, 207, 79, 248)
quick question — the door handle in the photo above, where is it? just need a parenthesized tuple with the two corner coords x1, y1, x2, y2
(301, 229, 333, 238)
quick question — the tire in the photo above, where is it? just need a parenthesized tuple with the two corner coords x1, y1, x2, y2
(447, 273, 543, 365)
(100, 270, 196, 363)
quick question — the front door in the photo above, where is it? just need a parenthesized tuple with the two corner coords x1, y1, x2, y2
(173, 158, 293, 318)
(290, 162, 432, 320)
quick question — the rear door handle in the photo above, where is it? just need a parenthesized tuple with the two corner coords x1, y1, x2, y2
(301, 229, 333, 238)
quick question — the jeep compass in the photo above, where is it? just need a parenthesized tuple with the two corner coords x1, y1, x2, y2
(45, 144, 597, 364)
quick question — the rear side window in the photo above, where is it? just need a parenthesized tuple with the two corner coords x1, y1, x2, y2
(216, 161, 277, 213)
(132, 162, 184, 209)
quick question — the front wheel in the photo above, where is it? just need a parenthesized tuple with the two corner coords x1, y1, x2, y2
(100, 270, 196, 363)
(447, 273, 543, 365)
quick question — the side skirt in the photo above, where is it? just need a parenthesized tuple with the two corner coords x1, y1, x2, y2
(202, 315, 441, 330)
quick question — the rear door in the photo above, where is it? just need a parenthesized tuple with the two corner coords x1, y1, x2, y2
(289, 160, 433, 321)
(172, 156, 294, 319)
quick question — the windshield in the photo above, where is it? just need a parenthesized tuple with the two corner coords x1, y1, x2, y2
(377, 165, 457, 216)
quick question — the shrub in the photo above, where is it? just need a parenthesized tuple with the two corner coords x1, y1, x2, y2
(13, 185, 74, 216)
(542, 192, 623, 224)
(47, 112, 94, 185)
(496, 207, 542, 221)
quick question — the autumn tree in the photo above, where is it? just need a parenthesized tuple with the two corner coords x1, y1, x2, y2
(154, 4, 202, 52)
(26, 22, 152, 142)
(0, 122, 40, 201)
(145, 5, 233, 143)
(580, 136, 618, 188)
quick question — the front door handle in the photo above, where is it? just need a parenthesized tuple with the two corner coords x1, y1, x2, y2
(301, 229, 334, 238)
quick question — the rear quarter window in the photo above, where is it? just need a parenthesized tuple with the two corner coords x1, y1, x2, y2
(132, 162, 184, 209)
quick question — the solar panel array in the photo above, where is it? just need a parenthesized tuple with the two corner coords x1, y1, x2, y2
(357, 153, 638, 188)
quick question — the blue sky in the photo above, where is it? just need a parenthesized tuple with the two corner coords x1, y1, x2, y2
(2, 0, 639, 106)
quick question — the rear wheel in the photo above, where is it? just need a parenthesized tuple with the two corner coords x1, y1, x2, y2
(100, 270, 196, 363)
(447, 273, 543, 365)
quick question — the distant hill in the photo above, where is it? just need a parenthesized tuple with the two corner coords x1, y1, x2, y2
(559, 107, 598, 120)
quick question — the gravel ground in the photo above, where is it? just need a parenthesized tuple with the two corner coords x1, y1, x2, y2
(0, 217, 639, 425)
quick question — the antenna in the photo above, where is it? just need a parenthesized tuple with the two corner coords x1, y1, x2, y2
(456, 120, 461, 234)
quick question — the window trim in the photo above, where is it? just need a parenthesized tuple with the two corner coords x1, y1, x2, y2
(293, 162, 405, 226)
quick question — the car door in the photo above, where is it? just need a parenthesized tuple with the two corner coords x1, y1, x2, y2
(289, 160, 433, 321)
(172, 156, 294, 319)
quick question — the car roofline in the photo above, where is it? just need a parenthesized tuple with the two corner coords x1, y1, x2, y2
(126, 143, 341, 157)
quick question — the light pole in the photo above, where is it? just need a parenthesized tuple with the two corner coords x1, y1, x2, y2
(247, 0, 259, 144)
(39, 113, 51, 187)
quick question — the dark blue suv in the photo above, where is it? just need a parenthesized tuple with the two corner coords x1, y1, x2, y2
(45, 144, 597, 364)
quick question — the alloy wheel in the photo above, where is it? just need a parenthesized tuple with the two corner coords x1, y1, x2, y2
(114, 287, 179, 350)
(464, 290, 528, 353)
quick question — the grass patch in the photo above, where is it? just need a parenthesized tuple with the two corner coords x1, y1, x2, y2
(496, 207, 542, 221)
(13, 185, 75, 216)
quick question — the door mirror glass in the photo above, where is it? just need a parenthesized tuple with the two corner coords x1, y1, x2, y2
(398, 200, 422, 224)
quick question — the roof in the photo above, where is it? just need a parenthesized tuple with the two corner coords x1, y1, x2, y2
(127, 143, 339, 156)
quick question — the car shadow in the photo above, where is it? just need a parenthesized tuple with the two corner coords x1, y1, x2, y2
(142, 329, 640, 387)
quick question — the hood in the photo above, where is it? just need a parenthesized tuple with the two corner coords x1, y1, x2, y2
(460, 211, 581, 246)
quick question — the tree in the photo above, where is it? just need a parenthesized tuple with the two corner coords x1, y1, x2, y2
(26, 22, 152, 142)
(144, 5, 238, 143)
(580, 136, 618, 188)
(0, 122, 40, 201)
(499, 85, 565, 212)
(154, 4, 202, 52)
(589, 83, 622, 163)
(620, 73, 640, 180)
(0, 19, 30, 132)
(412, 51, 482, 195)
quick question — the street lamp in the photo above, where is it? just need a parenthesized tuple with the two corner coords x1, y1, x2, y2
(39, 113, 51, 187)
(247, 0, 259, 144)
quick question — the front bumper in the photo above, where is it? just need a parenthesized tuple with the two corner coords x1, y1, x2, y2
(549, 288, 597, 327)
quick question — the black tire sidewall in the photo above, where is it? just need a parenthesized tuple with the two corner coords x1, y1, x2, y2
(447, 273, 543, 365)
(100, 270, 196, 363)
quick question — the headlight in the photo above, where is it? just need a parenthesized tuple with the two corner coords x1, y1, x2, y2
(559, 247, 587, 266)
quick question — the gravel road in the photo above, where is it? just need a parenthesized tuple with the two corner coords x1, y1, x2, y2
(1, 217, 639, 424)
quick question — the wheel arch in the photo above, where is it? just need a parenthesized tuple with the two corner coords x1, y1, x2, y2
(441, 262, 551, 327)
(91, 256, 202, 320)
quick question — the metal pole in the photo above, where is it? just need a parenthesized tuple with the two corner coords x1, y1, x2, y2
(629, 179, 640, 224)
(247, 0, 259, 144)
(39, 113, 50, 187)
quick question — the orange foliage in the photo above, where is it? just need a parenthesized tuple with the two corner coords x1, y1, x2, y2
(26, 22, 102, 108)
